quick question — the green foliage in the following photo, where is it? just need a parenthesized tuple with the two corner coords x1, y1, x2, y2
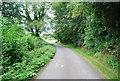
(1, 2, 120, 80)
(2, 45, 55, 80)
(52, 2, 120, 69)
(52, 2, 85, 46)
(1, 17, 56, 80)
(22, 2, 47, 37)
(2, 17, 26, 70)
(2, 2, 47, 37)
(2, 2, 22, 19)
(27, 20, 45, 36)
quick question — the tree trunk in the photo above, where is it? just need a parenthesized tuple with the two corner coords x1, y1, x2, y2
(35, 27, 39, 37)
(30, 27, 34, 35)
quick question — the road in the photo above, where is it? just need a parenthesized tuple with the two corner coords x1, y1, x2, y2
(33, 44, 105, 79)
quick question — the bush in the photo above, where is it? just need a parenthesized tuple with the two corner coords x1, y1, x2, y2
(2, 17, 27, 72)
(1, 17, 56, 80)
(2, 45, 56, 80)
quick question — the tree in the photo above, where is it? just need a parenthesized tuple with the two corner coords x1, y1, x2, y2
(21, 2, 47, 37)
(52, 2, 120, 68)
(52, 2, 85, 46)
(2, 2, 22, 20)
(2, 2, 48, 37)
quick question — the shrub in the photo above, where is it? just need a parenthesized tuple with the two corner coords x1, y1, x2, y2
(1, 17, 56, 80)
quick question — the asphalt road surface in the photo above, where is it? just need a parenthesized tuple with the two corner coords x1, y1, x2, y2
(33, 44, 105, 79)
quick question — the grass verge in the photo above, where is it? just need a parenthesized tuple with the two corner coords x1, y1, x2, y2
(60, 43, 118, 79)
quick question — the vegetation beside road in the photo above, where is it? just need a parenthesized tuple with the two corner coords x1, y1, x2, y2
(1, 17, 56, 80)
(1, 2, 119, 80)
(52, 3, 119, 79)
(60, 43, 118, 79)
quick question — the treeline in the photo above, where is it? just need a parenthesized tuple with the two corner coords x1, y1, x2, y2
(51, 2, 120, 68)
(1, 2, 56, 80)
